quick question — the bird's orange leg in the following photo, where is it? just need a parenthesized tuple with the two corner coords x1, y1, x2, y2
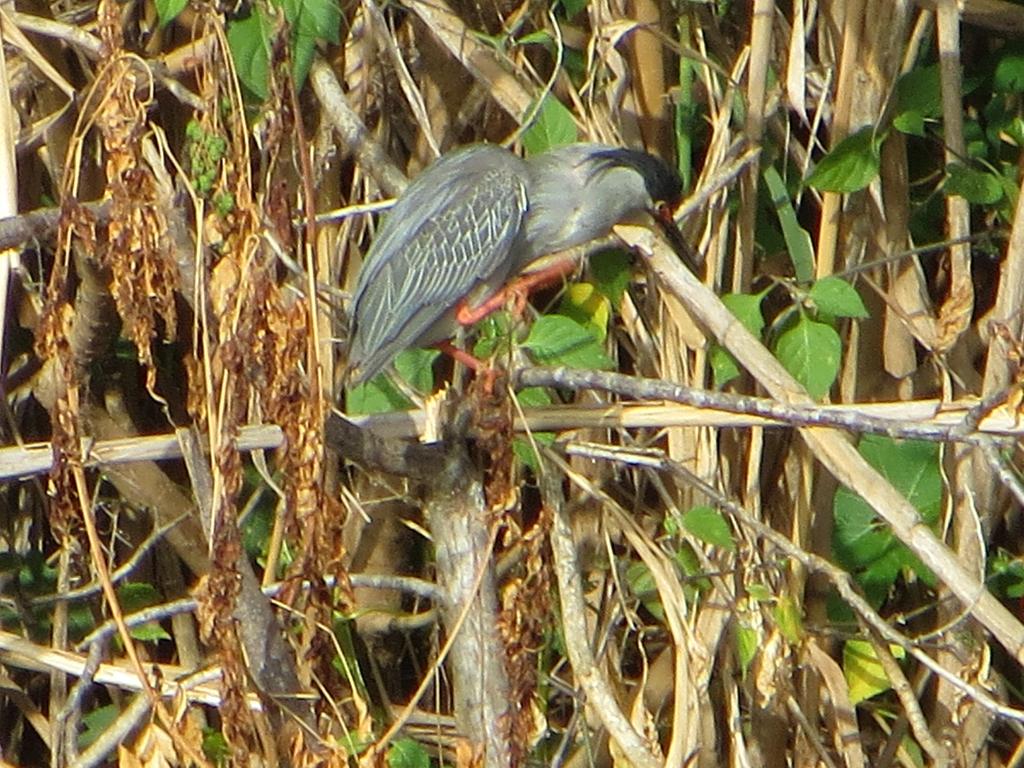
(435, 340, 500, 394)
(436, 339, 484, 372)
(442, 254, 579, 390)
(454, 255, 579, 326)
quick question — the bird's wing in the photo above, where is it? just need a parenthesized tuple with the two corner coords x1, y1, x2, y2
(349, 148, 528, 381)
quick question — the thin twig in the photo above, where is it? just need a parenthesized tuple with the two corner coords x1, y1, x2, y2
(567, 438, 1024, 723)
(539, 462, 663, 768)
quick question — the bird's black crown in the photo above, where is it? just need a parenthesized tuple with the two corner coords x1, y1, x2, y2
(589, 148, 684, 206)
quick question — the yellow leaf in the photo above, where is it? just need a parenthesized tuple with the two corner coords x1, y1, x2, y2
(843, 639, 905, 705)
(559, 282, 611, 341)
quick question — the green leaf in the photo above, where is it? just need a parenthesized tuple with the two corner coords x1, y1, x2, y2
(241, 499, 274, 561)
(626, 562, 663, 620)
(346, 348, 439, 414)
(746, 583, 772, 602)
(513, 432, 555, 471)
(773, 317, 840, 399)
(79, 704, 120, 750)
(682, 505, 736, 551)
(559, 0, 587, 19)
(735, 623, 759, 679)
(590, 250, 633, 307)
(806, 126, 882, 194)
(895, 65, 942, 121)
(516, 386, 552, 408)
(294, 0, 340, 42)
(227, 11, 271, 100)
(723, 291, 768, 336)
(512, 387, 555, 470)
(203, 729, 231, 764)
(117, 582, 161, 611)
(557, 283, 611, 341)
(710, 291, 767, 388)
(843, 639, 905, 706)
(773, 595, 803, 645)
(347, 370, 414, 416)
(522, 94, 578, 156)
(763, 166, 815, 282)
(946, 163, 1004, 205)
(522, 315, 613, 370)
(990, 551, 1024, 600)
(893, 110, 926, 138)
(711, 343, 741, 387)
(156, 0, 189, 27)
(517, 30, 552, 46)
(671, 541, 712, 596)
(473, 311, 514, 360)
(130, 622, 172, 642)
(116, 582, 171, 642)
(394, 348, 440, 394)
(387, 738, 430, 768)
(808, 276, 869, 319)
(833, 436, 942, 606)
(994, 45, 1024, 93)
(281, 0, 341, 89)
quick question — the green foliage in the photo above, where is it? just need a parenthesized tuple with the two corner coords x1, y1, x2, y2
(805, 126, 883, 194)
(763, 166, 814, 283)
(670, 541, 712, 598)
(118, 582, 172, 642)
(557, 0, 587, 19)
(589, 250, 634, 307)
(557, 283, 610, 342)
(0, 551, 91, 638)
(213, 191, 236, 217)
(513, 387, 556, 470)
(281, 0, 342, 88)
(184, 120, 228, 197)
(331, 618, 371, 705)
(833, 436, 942, 607)
(773, 595, 803, 645)
(894, 51, 1021, 231)
(227, 11, 272, 100)
(993, 43, 1024, 93)
(945, 162, 1005, 205)
(227, 0, 341, 100)
(773, 317, 841, 400)
(712, 274, 865, 398)
(240, 482, 275, 561)
(472, 311, 515, 360)
(387, 738, 431, 768)
(735, 622, 759, 679)
(774, 275, 867, 398)
(79, 704, 120, 750)
(522, 94, 578, 155)
(679, 505, 736, 552)
(807, 276, 869, 319)
(346, 348, 440, 415)
(843, 639, 906, 706)
(710, 290, 767, 388)
(522, 315, 614, 370)
(626, 561, 663, 620)
(156, 0, 189, 27)
(894, 64, 942, 136)
(988, 550, 1024, 600)
(203, 728, 232, 765)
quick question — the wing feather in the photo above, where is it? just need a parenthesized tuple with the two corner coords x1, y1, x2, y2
(349, 145, 528, 382)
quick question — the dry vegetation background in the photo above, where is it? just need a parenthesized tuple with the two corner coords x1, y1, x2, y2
(2, 0, 1024, 765)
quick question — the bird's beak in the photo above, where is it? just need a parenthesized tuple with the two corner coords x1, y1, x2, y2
(653, 202, 703, 275)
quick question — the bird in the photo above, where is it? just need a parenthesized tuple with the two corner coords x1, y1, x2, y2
(346, 142, 685, 385)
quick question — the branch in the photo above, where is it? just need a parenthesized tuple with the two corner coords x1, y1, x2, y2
(617, 222, 1024, 666)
